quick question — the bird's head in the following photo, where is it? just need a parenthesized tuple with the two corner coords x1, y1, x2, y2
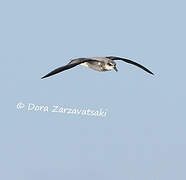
(106, 60, 118, 72)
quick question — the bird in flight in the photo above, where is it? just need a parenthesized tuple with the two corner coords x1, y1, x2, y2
(41, 56, 154, 79)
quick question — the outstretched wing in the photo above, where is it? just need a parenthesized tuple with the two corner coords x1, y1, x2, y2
(41, 58, 99, 79)
(106, 56, 154, 75)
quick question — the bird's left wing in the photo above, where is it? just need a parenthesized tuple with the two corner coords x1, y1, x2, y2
(41, 58, 99, 79)
(106, 56, 154, 75)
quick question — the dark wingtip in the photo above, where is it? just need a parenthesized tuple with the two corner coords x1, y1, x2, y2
(142, 67, 154, 75)
(41, 71, 56, 79)
(41, 75, 48, 79)
(149, 71, 154, 75)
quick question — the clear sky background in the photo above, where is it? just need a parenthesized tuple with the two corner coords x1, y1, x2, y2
(1, 0, 186, 179)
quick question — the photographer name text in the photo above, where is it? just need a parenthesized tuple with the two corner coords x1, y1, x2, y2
(16, 102, 108, 118)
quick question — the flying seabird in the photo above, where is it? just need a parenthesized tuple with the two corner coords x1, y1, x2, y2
(41, 56, 154, 79)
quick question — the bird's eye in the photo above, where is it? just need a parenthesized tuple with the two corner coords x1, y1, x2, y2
(108, 63, 113, 66)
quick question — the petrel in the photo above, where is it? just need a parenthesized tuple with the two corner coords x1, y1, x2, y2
(41, 56, 154, 79)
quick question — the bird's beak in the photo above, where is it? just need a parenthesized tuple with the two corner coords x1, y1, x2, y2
(114, 66, 118, 72)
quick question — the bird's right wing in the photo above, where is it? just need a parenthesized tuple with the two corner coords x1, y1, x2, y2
(41, 58, 99, 79)
(106, 56, 154, 75)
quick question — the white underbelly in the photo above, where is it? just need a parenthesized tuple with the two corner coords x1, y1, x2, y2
(81, 62, 89, 67)
(80, 61, 104, 72)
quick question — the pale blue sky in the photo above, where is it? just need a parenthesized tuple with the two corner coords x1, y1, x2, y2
(1, 0, 186, 179)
